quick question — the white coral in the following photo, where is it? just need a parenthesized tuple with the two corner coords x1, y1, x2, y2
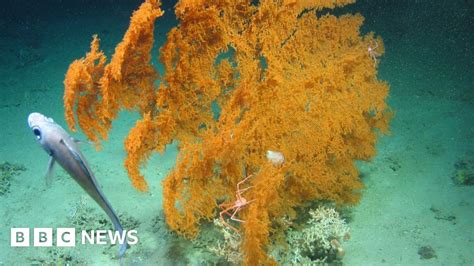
(284, 206, 350, 264)
(209, 219, 243, 264)
(304, 206, 350, 251)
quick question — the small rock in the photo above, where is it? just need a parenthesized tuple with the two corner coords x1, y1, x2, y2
(418, 245, 437, 259)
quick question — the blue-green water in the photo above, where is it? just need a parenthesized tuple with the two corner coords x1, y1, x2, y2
(0, 0, 472, 264)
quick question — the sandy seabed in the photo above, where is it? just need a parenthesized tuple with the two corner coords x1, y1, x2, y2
(0, 1, 472, 265)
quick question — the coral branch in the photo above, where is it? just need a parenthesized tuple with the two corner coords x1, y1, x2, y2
(64, 0, 163, 145)
(64, 0, 391, 263)
(63, 35, 107, 143)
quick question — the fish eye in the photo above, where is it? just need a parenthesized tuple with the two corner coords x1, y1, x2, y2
(32, 127, 41, 140)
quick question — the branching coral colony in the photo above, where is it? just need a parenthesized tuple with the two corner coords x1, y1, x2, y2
(64, 0, 391, 264)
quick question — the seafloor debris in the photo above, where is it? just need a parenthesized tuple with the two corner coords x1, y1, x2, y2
(66, 197, 141, 257)
(0, 161, 26, 195)
(430, 206, 456, 225)
(452, 159, 474, 185)
(27, 247, 85, 265)
(418, 245, 437, 260)
(68, 196, 140, 232)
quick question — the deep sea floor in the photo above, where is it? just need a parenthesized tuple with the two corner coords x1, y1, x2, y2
(0, 0, 472, 265)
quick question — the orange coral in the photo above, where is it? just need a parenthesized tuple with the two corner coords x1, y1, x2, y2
(63, 35, 107, 144)
(64, 0, 391, 264)
(64, 0, 163, 188)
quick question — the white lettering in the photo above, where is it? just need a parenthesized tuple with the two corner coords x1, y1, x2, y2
(127, 230, 139, 245)
(108, 230, 127, 245)
(34, 228, 53, 247)
(81, 230, 95, 245)
(10, 228, 30, 247)
(95, 230, 108, 244)
(57, 228, 76, 247)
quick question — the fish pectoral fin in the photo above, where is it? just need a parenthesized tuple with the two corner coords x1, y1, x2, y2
(59, 138, 91, 177)
(70, 136, 94, 146)
(70, 136, 82, 143)
(60, 138, 82, 160)
(45, 156, 56, 187)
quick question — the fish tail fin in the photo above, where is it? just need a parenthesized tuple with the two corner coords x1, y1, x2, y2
(112, 217, 128, 258)
(119, 241, 128, 257)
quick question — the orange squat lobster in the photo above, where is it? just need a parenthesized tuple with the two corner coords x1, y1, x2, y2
(219, 174, 255, 233)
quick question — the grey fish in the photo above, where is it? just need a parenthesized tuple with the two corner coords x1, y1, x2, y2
(27, 112, 127, 257)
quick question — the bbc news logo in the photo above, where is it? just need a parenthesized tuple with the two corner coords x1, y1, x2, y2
(11, 228, 138, 247)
